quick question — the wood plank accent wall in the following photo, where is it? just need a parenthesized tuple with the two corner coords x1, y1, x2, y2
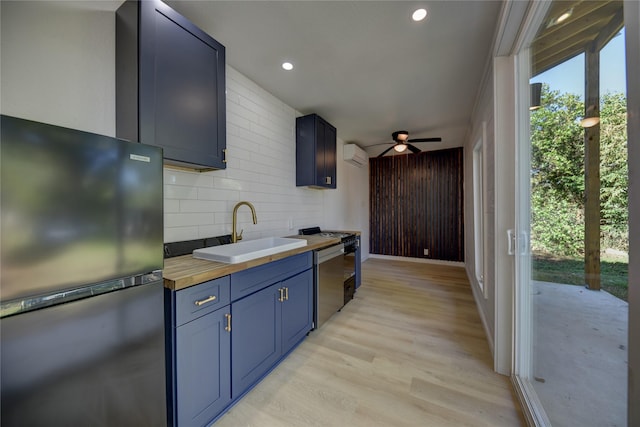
(369, 147, 464, 261)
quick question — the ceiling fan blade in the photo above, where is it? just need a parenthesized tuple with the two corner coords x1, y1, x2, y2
(369, 142, 395, 147)
(377, 145, 396, 157)
(408, 137, 442, 143)
(406, 143, 421, 154)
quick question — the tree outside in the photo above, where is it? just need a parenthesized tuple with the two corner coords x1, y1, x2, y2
(530, 84, 629, 300)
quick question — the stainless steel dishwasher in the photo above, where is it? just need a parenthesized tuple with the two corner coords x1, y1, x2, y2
(314, 243, 345, 329)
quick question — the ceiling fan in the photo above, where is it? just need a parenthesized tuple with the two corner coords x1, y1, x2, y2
(374, 131, 442, 157)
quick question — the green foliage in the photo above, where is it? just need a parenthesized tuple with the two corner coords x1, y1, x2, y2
(531, 88, 585, 206)
(531, 189, 584, 257)
(600, 92, 629, 251)
(530, 84, 628, 256)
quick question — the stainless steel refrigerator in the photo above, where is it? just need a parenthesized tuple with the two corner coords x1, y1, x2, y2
(0, 115, 166, 426)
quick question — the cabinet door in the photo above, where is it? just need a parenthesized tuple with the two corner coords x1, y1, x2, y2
(231, 283, 281, 399)
(140, 0, 226, 170)
(176, 307, 231, 427)
(296, 114, 337, 188)
(281, 269, 313, 354)
(315, 118, 327, 187)
(322, 119, 337, 189)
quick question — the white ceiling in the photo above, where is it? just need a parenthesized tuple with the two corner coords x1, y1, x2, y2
(164, 1, 504, 156)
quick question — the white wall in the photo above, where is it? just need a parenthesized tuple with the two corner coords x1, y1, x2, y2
(463, 32, 516, 377)
(324, 142, 370, 257)
(0, 1, 370, 254)
(0, 1, 116, 136)
(464, 63, 496, 354)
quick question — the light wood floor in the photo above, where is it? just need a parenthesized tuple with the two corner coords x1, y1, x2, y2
(214, 258, 525, 427)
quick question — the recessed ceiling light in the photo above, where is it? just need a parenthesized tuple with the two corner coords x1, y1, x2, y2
(547, 7, 573, 27)
(282, 62, 293, 71)
(412, 8, 427, 22)
(556, 9, 573, 24)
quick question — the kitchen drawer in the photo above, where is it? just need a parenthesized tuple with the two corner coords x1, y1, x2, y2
(230, 252, 312, 301)
(176, 276, 230, 326)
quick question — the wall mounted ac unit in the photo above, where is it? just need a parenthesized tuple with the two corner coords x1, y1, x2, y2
(343, 144, 368, 167)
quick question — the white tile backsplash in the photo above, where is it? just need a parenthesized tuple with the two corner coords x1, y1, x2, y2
(163, 66, 324, 243)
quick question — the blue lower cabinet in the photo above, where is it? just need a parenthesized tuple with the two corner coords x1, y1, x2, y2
(169, 254, 313, 426)
(231, 269, 313, 398)
(175, 307, 231, 427)
(231, 282, 282, 399)
(281, 270, 313, 354)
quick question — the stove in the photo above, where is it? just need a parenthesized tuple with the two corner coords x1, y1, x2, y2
(319, 231, 352, 239)
(298, 227, 357, 247)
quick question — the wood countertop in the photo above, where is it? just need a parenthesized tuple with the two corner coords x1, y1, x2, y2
(163, 235, 341, 291)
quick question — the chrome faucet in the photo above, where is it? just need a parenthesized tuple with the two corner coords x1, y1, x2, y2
(232, 201, 257, 243)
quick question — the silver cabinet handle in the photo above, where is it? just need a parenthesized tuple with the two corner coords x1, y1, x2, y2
(278, 288, 284, 302)
(225, 313, 231, 332)
(284, 287, 289, 301)
(194, 295, 217, 306)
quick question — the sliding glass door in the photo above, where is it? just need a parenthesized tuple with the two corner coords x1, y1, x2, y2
(513, 1, 629, 425)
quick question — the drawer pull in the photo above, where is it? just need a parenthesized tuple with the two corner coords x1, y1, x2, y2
(194, 295, 217, 306)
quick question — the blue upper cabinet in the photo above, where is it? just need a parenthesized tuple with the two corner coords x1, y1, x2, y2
(116, 0, 227, 171)
(296, 114, 337, 189)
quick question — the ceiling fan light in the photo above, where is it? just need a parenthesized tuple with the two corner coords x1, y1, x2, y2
(394, 143, 408, 153)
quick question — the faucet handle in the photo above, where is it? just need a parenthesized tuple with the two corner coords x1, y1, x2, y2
(237, 229, 243, 241)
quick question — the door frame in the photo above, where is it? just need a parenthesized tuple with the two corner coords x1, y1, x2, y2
(624, 2, 640, 424)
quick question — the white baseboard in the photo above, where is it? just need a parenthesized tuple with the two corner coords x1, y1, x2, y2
(367, 253, 465, 267)
(465, 266, 495, 357)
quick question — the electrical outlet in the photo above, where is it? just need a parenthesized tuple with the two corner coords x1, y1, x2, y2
(424, 249, 429, 256)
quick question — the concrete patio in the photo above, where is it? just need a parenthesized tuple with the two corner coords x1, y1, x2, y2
(532, 281, 628, 427)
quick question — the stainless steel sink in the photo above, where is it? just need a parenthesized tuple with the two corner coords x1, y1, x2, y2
(192, 237, 307, 263)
